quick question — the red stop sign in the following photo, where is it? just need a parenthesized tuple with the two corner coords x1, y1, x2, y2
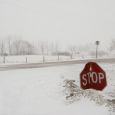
(80, 62, 107, 91)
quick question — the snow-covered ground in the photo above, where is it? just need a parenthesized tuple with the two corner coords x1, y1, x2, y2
(0, 63, 114, 115)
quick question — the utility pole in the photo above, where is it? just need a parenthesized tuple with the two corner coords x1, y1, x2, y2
(95, 41, 100, 59)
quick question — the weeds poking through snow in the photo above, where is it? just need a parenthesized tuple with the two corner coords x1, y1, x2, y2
(63, 79, 115, 114)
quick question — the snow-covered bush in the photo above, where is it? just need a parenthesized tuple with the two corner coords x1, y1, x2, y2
(63, 79, 109, 106)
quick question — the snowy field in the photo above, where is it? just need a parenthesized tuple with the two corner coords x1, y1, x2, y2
(0, 63, 115, 115)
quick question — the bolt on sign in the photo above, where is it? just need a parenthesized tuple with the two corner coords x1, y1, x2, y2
(80, 62, 107, 91)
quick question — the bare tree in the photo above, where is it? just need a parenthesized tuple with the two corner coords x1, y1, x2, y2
(11, 40, 20, 55)
(109, 39, 115, 51)
(0, 40, 6, 63)
(50, 41, 56, 55)
(11, 40, 34, 55)
(6, 36, 12, 55)
(40, 42, 46, 63)
(37, 40, 42, 55)
(19, 40, 34, 55)
(55, 41, 60, 61)
(68, 45, 77, 59)
(46, 41, 49, 55)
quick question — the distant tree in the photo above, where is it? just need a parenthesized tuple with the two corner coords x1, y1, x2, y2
(55, 41, 60, 61)
(0, 40, 6, 63)
(109, 39, 115, 51)
(40, 42, 46, 63)
(68, 45, 77, 59)
(37, 40, 42, 55)
(11, 40, 34, 55)
(0, 41, 5, 56)
(6, 36, 12, 55)
(19, 40, 34, 55)
(44, 41, 50, 56)
(50, 41, 56, 55)
(11, 40, 20, 55)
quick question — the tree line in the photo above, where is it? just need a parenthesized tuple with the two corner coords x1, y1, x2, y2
(0, 38, 73, 57)
(0, 37, 115, 59)
(0, 39, 34, 56)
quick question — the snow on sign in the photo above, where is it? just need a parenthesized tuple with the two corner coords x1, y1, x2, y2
(80, 62, 107, 91)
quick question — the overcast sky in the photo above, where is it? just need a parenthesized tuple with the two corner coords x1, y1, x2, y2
(0, 0, 115, 50)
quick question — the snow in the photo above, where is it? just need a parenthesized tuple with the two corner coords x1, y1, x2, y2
(0, 54, 95, 65)
(99, 64, 115, 100)
(0, 55, 72, 64)
(0, 63, 114, 115)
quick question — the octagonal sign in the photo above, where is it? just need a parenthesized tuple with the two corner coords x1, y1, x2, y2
(80, 62, 107, 91)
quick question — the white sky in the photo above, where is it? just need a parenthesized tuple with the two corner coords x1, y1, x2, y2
(0, 0, 115, 50)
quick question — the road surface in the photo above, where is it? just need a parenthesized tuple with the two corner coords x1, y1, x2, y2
(0, 58, 115, 71)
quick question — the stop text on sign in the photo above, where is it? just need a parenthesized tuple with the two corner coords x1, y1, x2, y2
(82, 72, 105, 86)
(80, 62, 107, 90)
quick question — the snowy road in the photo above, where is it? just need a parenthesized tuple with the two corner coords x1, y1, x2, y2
(0, 58, 115, 71)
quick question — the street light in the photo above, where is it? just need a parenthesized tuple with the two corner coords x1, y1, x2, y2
(95, 41, 100, 59)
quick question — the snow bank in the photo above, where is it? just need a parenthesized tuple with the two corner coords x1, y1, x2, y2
(0, 64, 113, 115)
